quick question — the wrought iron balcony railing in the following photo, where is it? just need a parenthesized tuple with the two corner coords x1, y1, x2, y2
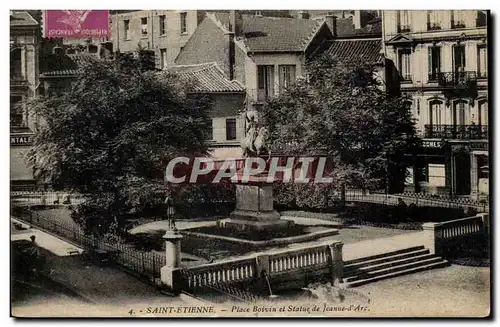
(427, 22, 442, 31)
(397, 25, 411, 33)
(451, 20, 466, 29)
(424, 124, 488, 140)
(437, 71, 477, 88)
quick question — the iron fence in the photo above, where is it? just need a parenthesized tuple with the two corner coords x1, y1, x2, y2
(13, 207, 165, 287)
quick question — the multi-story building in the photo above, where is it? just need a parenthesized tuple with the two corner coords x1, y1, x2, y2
(109, 10, 205, 69)
(10, 11, 40, 188)
(174, 11, 335, 158)
(383, 10, 489, 199)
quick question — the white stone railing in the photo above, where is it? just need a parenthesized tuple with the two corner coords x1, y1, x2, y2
(268, 245, 330, 275)
(183, 257, 256, 288)
(422, 213, 488, 255)
(440, 215, 484, 239)
(176, 241, 343, 293)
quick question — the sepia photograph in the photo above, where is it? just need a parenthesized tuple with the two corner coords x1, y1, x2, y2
(8, 7, 491, 318)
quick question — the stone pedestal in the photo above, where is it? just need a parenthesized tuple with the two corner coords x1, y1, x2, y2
(160, 230, 183, 292)
(422, 222, 443, 255)
(224, 183, 293, 231)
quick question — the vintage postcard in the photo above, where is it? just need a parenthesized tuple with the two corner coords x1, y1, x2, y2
(10, 9, 490, 318)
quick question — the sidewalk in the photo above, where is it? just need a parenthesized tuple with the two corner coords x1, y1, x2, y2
(11, 221, 187, 317)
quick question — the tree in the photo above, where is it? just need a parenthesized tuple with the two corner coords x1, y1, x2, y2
(262, 55, 419, 195)
(26, 53, 212, 235)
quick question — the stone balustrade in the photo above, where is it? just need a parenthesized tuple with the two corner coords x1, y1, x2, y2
(422, 213, 488, 255)
(161, 229, 343, 294)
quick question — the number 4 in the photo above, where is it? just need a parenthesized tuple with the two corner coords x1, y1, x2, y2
(129, 309, 134, 315)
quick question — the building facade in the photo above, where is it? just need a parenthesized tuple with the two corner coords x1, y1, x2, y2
(109, 10, 205, 69)
(383, 10, 489, 199)
(175, 11, 335, 158)
(10, 11, 40, 187)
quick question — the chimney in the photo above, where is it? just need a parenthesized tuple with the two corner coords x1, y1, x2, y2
(325, 15, 337, 37)
(298, 10, 310, 19)
(353, 10, 362, 29)
(52, 46, 64, 56)
(225, 31, 235, 80)
(229, 10, 243, 37)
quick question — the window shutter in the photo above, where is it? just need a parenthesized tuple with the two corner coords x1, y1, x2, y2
(428, 47, 432, 77)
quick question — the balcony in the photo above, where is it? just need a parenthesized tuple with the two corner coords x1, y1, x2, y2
(437, 71, 477, 88)
(451, 20, 466, 29)
(424, 124, 488, 140)
(427, 22, 442, 31)
(397, 25, 411, 33)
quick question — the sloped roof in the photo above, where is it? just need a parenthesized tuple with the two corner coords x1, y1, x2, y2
(210, 12, 324, 52)
(10, 11, 39, 26)
(325, 39, 383, 64)
(40, 53, 98, 78)
(169, 63, 245, 93)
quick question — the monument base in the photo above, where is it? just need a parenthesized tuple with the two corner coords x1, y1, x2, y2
(219, 216, 293, 232)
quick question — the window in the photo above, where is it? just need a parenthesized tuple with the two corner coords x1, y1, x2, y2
(206, 119, 213, 140)
(397, 10, 411, 32)
(160, 49, 167, 69)
(124, 20, 130, 40)
(427, 11, 443, 30)
(428, 164, 446, 187)
(257, 65, 275, 101)
(428, 46, 441, 81)
(478, 101, 488, 126)
(10, 48, 22, 79)
(454, 100, 470, 126)
(180, 12, 187, 34)
(476, 10, 487, 27)
(279, 65, 296, 93)
(159, 15, 166, 35)
(477, 45, 487, 78)
(88, 44, 98, 53)
(10, 96, 23, 127)
(225, 118, 237, 141)
(141, 17, 148, 36)
(451, 10, 466, 28)
(398, 49, 412, 81)
(430, 100, 444, 126)
(453, 45, 466, 75)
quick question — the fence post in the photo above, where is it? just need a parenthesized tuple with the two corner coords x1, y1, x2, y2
(477, 213, 489, 235)
(142, 253, 146, 276)
(328, 241, 344, 283)
(422, 222, 443, 255)
(161, 230, 183, 293)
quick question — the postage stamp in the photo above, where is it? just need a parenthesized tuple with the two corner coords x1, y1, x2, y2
(9, 9, 490, 318)
(43, 10, 109, 38)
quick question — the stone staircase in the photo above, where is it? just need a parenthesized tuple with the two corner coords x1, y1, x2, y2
(343, 246, 449, 288)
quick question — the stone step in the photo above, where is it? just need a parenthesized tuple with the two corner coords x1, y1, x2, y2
(345, 255, 442, 281)
(344, 248, 430, 275)
(345, 260, 449, 288)
(344, 246, 426, 266)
